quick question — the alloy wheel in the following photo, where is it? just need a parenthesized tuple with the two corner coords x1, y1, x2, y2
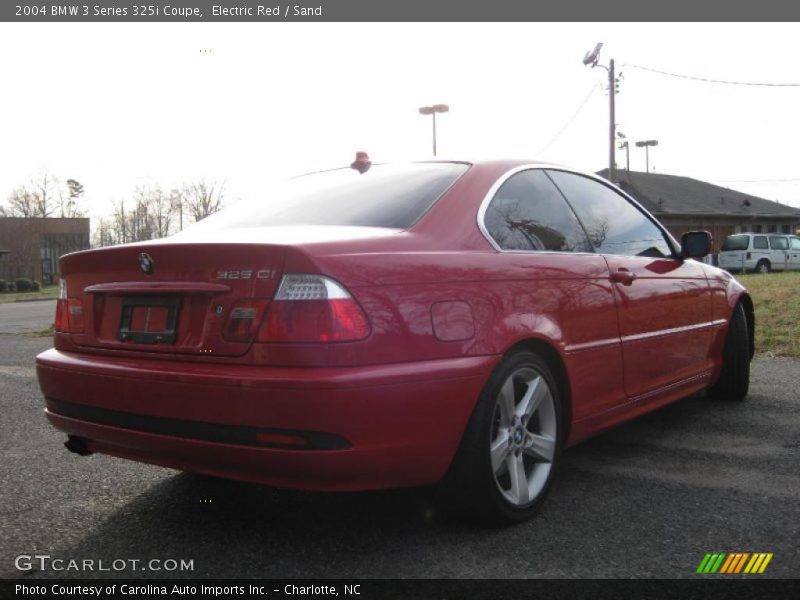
(489, 367, 557, 507)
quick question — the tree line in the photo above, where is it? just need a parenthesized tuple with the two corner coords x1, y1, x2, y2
(1, 173, 225, 247)
(94, 181, 225, 246)
(0, 173, 85, 219)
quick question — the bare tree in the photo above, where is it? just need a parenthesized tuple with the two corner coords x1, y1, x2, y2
(99, 185, 181, 246)
(148, 187, 176, 239)
(31, 172, 58, 217)
(93, 217, 116, 248)
(5, 187, 39, 218)
(182, 180, 225, 222)
(3, 173, 85, 218)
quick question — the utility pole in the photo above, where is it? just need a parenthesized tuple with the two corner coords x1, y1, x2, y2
(583, 43, 618, 181)
(609, 58, 616, 182)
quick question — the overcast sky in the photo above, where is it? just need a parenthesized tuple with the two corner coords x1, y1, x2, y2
(2, 21, 800, 221)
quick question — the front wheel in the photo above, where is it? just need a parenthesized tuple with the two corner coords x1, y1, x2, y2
(440, 350, 562, 524)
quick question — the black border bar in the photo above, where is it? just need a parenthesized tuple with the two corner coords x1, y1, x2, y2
(4, 1, 800, 22)
(3, 578, 800, 599)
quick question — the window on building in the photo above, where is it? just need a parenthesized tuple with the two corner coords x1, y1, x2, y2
(40, 233, 90, 284)
(768, 224, 778, 233)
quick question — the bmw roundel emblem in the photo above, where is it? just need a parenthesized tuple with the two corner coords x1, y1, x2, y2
(138, 252, 154, 275)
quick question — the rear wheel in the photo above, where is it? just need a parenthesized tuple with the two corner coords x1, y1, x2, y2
(755, 260, 770, 274)
(708, 303, 751, 401)
(440, 350, 562, 524)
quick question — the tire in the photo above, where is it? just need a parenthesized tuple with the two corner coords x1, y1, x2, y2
(439, 350, 562, 524)
(755, 260, 770, 274)
(708, 303, 751, 401)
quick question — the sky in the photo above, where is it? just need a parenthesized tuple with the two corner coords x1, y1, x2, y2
(2, 21, 800, 224)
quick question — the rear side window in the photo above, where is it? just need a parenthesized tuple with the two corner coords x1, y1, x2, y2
(722, 235, 749, 251)
(770, 236, 789, 250)
(753, 236, 769, 250)
(187, 163, 469, 231)
(483, 169, 592, 252)
(546, 170, 672, 258)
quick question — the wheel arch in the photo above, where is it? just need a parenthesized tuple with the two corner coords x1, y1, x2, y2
(737, 293, 756, 359)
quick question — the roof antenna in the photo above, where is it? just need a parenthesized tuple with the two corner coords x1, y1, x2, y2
(350, 151, 372, 174)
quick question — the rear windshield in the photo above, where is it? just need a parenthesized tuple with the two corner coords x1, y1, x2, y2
(187, 163, 468, 232)
(722, 235, 749, 251)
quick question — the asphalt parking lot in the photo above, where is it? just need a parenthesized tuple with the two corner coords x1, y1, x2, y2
(0, 301, 798, 579)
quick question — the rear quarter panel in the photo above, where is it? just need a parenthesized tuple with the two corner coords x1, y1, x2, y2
(278, 249, 626, 430)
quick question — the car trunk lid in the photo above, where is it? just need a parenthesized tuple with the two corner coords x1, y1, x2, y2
(60, 242, 285, 357)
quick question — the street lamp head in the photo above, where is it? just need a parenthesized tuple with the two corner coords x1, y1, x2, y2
(419, 104, 449, 115)
(582, 42, 603, 66)
(635, 139, 659, 147)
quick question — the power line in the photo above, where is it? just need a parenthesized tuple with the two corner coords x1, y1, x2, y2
(536, 80, 603, 155)
(622, 63, 800, 87)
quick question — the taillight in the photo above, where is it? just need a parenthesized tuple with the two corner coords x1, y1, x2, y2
(55, 299, 68, 332)
(223, 300, 270, 342)
(54, 280, 84, 334)
(258, 274, 370, 343)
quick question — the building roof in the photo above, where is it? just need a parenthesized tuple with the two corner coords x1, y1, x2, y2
(597, 169, 800, 219)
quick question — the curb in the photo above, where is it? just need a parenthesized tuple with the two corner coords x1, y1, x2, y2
(0, 297, 57, 304)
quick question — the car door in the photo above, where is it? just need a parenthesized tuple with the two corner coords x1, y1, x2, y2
(769, 236, 790, 271)
(751, 235, 770, 270)
(546, 170, 714, 400)
(790, 237, 800, 270)
(480, 168, 626, 420)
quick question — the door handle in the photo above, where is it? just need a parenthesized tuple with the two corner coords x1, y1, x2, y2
(610, 268, 637, 286)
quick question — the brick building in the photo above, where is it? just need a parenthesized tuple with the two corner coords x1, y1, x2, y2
(598, 169, 800, 253)
(0, 218, 90, 284)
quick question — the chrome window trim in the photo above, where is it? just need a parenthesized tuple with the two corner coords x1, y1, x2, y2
(476, 164, 679, 257)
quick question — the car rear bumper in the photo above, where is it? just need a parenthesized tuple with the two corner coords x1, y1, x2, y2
(36, 349, 498, 491)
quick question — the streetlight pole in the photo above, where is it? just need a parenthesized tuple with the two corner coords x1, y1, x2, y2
(635, 140, 659, 173)
(418, 104, 449, 156)
(617, 132, 630, 172)
(609, 58, 615, 181)
(583, 43, 618, 181)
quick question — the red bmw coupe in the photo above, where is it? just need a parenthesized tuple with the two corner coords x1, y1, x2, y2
(36, 160, 754, 523)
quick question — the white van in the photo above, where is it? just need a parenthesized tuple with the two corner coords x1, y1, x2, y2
(718, 233, 800, 273)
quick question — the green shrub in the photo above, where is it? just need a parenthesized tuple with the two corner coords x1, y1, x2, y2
(0, 279, 8, 293)
(14, 278, 33, 292)
(31, 281, 41, 292)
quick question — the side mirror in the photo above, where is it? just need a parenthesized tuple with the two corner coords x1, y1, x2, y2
(681, 231, 712, 259)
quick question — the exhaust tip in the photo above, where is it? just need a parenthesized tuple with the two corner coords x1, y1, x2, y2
(64, 435, 93, 456)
